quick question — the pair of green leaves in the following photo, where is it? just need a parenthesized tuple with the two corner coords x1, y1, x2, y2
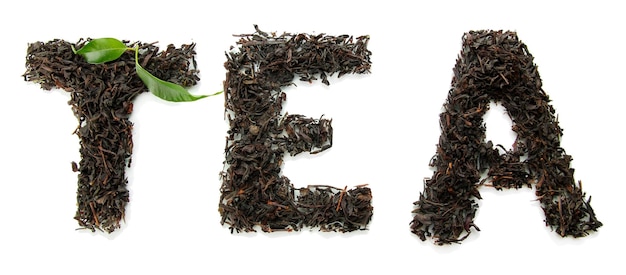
(72, 38, 221, 102)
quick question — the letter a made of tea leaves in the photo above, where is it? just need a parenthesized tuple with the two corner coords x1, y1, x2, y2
(72, 38, 221, 102)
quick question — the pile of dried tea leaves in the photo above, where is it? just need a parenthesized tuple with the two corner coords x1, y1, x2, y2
(411, 30, 602, 244)
(220, 26, 373, 233)
(24, 39, 200, 233)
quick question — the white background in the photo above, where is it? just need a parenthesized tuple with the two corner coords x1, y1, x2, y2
(1, 0, 624, 274)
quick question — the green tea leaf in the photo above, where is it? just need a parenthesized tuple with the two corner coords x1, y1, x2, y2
(134, 48, 215, 102)
(73, 38, 129, 64)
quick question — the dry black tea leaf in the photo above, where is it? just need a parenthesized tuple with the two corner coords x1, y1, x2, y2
(24, 39, 200, 233)
(411, 30, 602, 245)
(220, 25, 373, 233)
